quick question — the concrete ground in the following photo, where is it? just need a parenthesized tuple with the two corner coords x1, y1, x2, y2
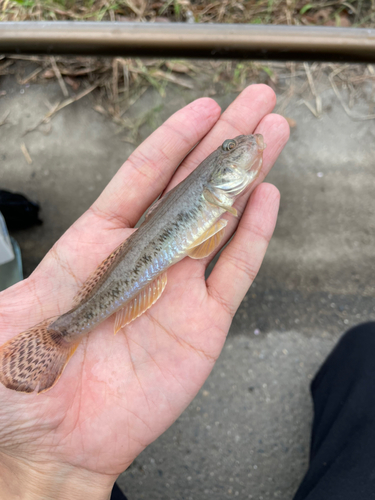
(1, 66, 375, 499)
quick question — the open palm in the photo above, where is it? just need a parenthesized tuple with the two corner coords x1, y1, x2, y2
(0, 85, 289, 499)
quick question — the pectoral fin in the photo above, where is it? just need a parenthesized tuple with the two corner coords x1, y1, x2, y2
(203, 188, 237, 217)
(114, 273, 167, 334)
(187, 219, 227, 259)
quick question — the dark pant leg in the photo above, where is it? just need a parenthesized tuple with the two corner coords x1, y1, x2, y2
(110, 483, 128, 500)
(294, 322, 375, 500)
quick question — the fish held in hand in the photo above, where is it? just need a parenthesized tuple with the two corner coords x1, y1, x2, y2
(0, 134, 265, 394)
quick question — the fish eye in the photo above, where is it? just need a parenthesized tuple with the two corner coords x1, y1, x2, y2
(222, 139, 236, 151)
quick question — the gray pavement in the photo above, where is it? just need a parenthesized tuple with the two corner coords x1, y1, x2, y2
(1, 68, 375, 499)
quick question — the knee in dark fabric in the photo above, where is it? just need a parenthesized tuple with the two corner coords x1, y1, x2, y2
(311, 322, 375, 395)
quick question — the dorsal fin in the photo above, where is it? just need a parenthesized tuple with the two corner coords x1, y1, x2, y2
(144, 190, 173, 221)
(72, 240, 128, 307)
(114, 273, 167, 334)
(145, 197, 163, 220)
(187, 219, 227, 259)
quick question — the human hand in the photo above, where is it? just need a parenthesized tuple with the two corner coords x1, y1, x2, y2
(0, 84, 289, 499)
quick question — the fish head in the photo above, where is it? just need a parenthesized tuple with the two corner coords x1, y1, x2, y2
(209, 134, 265, 196)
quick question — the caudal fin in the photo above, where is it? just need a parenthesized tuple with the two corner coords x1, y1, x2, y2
(0, 319, 79, 394)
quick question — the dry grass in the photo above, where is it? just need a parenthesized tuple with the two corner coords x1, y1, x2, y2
(274, 62, 375, 120)
(0, 55, 201, 138)
(1, 1, 375, 131)
(1, 0, 375, 27)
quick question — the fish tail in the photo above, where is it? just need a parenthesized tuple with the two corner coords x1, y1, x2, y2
(0, 318, 80, 394)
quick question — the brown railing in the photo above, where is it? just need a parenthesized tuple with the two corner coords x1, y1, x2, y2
(1, 22, 375, 62)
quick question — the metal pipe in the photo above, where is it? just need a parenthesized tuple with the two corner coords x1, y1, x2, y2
(1, 22, 375, 62)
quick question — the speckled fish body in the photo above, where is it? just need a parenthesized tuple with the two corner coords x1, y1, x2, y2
(0, 134, 265, 393)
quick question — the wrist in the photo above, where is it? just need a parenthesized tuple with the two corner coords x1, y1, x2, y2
(0, 452, 116, 500)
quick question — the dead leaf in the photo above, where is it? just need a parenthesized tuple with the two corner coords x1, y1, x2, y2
(42, 69, 55, 79)
(285, 117, 297, 128)
(165, 61, 190, 74)
(325, 13, 351, 27)
(65, 76, 80, 91)
(313, 8, 332, 23)
(339, 16, 351, 27)
(93, 105, 107, 115)
(301, 15, 316, 24)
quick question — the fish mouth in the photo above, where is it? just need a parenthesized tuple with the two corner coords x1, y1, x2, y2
(242, 134, 264, 178)
(228, 134, 265, 175)
(254, 134, 266, 152)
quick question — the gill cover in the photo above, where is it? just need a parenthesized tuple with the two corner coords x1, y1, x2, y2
(210, 135, 264, 197)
